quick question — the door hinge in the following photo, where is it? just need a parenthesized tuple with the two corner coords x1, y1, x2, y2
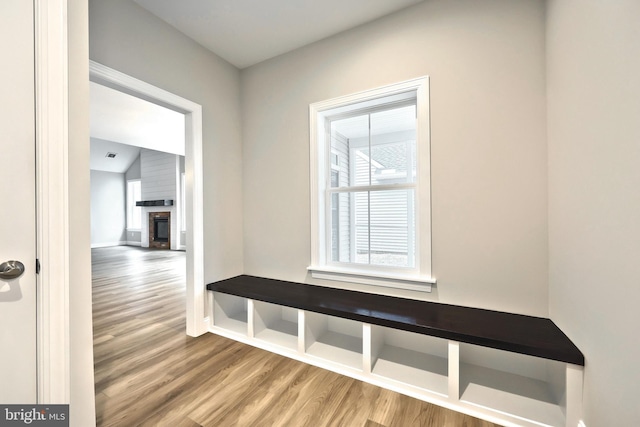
(36, 259, 41, 274)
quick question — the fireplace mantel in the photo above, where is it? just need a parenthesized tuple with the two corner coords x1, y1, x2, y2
(136, 199, 174, 207)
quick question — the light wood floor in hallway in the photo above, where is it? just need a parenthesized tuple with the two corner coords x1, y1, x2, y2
(92, 246, 500, 427)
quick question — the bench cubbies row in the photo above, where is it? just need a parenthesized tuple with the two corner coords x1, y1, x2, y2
(207, 276, 584, 427)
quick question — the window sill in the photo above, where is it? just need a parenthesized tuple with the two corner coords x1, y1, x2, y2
(307, 265, 435, 293)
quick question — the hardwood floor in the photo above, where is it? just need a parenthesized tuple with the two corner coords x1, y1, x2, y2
(92, 246, 500, 427)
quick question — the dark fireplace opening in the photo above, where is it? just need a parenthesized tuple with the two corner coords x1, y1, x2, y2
(149, 212, 171, 249)
(154, 218, 169, 242)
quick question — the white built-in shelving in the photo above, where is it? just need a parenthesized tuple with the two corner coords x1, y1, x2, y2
(208, 291, 583, 427)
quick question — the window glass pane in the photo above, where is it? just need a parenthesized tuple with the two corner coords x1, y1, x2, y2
(354, 191, 369, 264)
(369, 189, 415, 268)
(370, 105, 416, 185)
(330, 104, 416, 189)
(330, 191, 352, 263)
(330, 114, 369, 187)
(181, 173, 186, 231)
(331, 189, 415, 267)
(353, 146, 371, 186)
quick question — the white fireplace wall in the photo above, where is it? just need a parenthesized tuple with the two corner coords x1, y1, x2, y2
(141, 148, 177, 201)
(140, 148, 182, 249)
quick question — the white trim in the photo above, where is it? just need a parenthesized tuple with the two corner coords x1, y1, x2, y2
(309, 77, 432, 291)
(35, 0, 70, 403)
(126, 241, 142, 247)
(567, 364, 585, 427)
(307, 265, 434, 292)
(89, 61, 206, 337)
(90, 241, 127, 249)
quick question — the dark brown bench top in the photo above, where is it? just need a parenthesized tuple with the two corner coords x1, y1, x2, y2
(207, 275, 584, 366)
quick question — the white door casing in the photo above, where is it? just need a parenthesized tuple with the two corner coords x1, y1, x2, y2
(0, 0, 37, 403)
(89, 61, 207, 337)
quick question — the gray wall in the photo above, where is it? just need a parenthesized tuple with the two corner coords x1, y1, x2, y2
(90, 0, 244, 281)
(125, 153, 141, 180)
(241, 0, 548, 316)
(547, 0, 640, 424)
(90, 170, 126, 246)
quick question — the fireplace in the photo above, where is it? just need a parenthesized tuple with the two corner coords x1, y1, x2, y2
(149, 212, 171, 249)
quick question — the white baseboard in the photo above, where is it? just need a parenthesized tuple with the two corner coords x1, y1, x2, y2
(126, 241, 142, 247)
(91, 241, 126, 248)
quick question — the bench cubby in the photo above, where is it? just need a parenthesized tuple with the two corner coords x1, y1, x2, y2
(253, 300, 298, 351)
(207, 275, 584, 427)
(459, 343, 567, 427)
(369, 326, 449, 397)
(212, 291, 248, 335)
(304, 312, 363, 370)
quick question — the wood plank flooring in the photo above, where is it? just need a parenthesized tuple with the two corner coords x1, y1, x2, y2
(92, 246, 500, 427)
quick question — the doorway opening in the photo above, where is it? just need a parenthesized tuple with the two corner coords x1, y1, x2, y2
(90, 61, 206, 336)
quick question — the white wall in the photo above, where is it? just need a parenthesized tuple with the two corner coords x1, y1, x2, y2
(547, 0, 640, 425)
(90, 170, 126, 247)
(241, 0, 548, 316)
(89, 0, 244, 282)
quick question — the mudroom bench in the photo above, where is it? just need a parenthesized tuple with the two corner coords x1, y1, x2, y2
(206, 275, 584, 427)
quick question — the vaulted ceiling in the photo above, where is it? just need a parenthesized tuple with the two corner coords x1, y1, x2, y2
(91, 0, 426, 171)
(132, 0, 426, 69)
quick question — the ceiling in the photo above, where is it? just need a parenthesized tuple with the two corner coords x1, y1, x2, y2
(89, 82, 185, 172)
(132, 0, 425, 69)
(91, 0, 425, 171)
(90, 138, 141, 174)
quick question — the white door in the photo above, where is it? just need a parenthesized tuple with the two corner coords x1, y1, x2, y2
(0, 0, 37, 403)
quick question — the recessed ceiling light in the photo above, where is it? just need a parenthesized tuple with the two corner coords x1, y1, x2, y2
(105, 152, 117, 158)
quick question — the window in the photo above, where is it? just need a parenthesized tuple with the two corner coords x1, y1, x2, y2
(126, 180, 142, 230)
(180, 172, 186, 232)
(309, 78, 434, 291)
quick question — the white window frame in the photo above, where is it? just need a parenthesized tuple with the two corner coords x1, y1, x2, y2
(126, 179, 142, 231)
(180, 172, 186, 232)
(309, 77, 435, 292)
